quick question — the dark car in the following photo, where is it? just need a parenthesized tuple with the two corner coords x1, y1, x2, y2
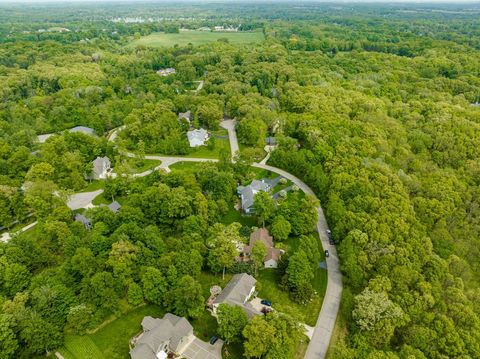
(209, 336, 219, 345)
(325, 250, 330, 258)
(261, 299, 272, 307)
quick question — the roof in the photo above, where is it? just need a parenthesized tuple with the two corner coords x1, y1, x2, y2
(238, 180, 270, 211)
(187, 128, 209, 147)
(92, 156, 111, 176)
(108, 201, 121, 213)
(265, 248, 282, 262)
(37, 133, 54, 143)
(74, 213, 91, 225)
(131, 314, 193, 359)
(69, 126, 95, 135)
(266, 136, 277, 145)
(244, 228, 274, 254)
(214, 273, 256, 306)
(178, 111, 191, 122)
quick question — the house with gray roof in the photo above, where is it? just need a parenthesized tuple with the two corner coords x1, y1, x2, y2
(178, 111, 191, 125)
(187, 128, 209, 147)
(130, 313, 194, 359)
(69, 126, 95, 136)
(91, 156, 111, 180)
(157, 68, 176, 76)
(74, 213, 92, 230)
(212, 273, 261, 318)
(237, 179, 271, 214)
(108, 201, 121, 213)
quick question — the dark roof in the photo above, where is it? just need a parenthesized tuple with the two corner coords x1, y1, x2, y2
(108, 201, 121, 213)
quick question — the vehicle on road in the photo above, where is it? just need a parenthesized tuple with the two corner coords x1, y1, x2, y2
(325, 250, 330, 258)
(209, 336, 218, 345)
(261, 299, 272, 306)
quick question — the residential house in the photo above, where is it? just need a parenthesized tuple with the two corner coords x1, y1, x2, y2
(91, 156, 111, 179)
(266, 136, 277, 146)
(212, 273, 261, 318)
(130, 313, 194, 359)
(74, 214, 92, 230)
(69, 126, 95, 136)
(178, 111, 191, 125)
(242, 228, 283, 268)
(157, 68, 176, 76)
(107, 201, 121, 213)
(237, 179, 271, 214)
(36, 133, 54, 143)
(187, 128, 209, 147)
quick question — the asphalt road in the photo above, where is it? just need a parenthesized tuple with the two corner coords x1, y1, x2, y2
(253, 163, 342, 359)
(220, 119, 239, 160)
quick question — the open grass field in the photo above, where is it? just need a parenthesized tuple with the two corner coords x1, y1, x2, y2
(129, 30, 264, 48)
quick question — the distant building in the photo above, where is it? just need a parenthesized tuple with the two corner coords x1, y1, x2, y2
(91, 156, 111, 180)
(157, 68, 176, 76)
(212, 273, 260, 318)
(266, 136, 277, 146)
(187, 128, 209, 147)
(213, 26, 224, 31)
(130, 313, 194, 359)
(178, 111, 191, 125)
(74, 214, 92, 230)
(242, 228, 283, 268)
(237, 179, 271, 214)
(36, 133, 54, 143)
(69, 126, 96, 136)
(108, 201, 121, 213)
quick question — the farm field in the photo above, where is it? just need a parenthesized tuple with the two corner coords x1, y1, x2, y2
(129, 30, 264, 47)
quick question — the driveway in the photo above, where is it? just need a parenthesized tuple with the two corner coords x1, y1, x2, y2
(220, 119, 239, 160)
(67, 189, 104, 210)
(182, 337, 223, 359)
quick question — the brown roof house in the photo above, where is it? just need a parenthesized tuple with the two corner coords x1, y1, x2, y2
(243, 228, 283, 269)
(212, 273, 261, 318)
(130, 313, 194, 359)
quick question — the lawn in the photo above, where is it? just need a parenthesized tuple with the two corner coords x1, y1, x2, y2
(81, 180, 105, 192)
(59, 305, 166, 359)
(256, 267, 327, 327)
(186, 137, 230, 159)
(169, 161, 204, 172)
(130, 158, 161, 172)
(129, 30, 264, 48)
(220, 207, 257, 228)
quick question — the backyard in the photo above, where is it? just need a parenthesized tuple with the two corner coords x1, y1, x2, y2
(129, 30, 264, 48)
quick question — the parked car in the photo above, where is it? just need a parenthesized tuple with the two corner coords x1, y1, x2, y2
(261, 299, 272, 306)
(209, 336, 218, 345)
(325, 250, 330, 258)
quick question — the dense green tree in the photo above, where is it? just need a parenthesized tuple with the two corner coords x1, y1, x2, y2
(216, 303, 248, 344)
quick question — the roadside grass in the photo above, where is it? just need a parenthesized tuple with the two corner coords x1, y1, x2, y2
(128, 30, 264, 48)
(59, 304, 166, 359)
(169, 161, 204, 171)
(129, 158, 161, 172)
(12, 223, 40, 241)
(92, 193, 110, 206)
(295, 336, 309, 359)
(326, 288, 354, 359)
(81, 180, 105, 192)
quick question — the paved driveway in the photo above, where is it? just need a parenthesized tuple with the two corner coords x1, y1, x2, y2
(67, 189, 104, 210)
(182, 338, 223, 359)
(220, 119, 239, 160)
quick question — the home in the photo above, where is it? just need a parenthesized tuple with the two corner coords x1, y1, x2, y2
(69, 126, 96, 136)
(157, 68, 176, 76)
(91, 156, 111, 179)
(266, 136, 277, 146)
(187, 128, 209, 147)
(178, 111, 191, 125)
(242, 228, 283, 268)
(237, 179, 271, 214)
(130, 313, 194, 359)
(74, 214, 92, 230)
(107, 201, 121, 213)
(212, 273, 261, 318)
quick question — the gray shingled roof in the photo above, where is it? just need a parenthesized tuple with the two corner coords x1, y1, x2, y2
(69, 126, 95, 135)
(108, 201, 121, 213)
(214, 273, 256, 306)
(92, 156, 111, 178)
(238, 180, 270, 211)
(130, 314, 193, 359)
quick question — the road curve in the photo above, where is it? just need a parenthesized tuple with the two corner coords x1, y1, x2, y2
(253, 163, 342, 359)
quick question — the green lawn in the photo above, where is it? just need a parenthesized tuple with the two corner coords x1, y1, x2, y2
(220, 207, 257, 227)
(130, 158, 161, 172)
(129, 30, 264, 48)
(81, 180, 105, 192)
(256, 267, 327, 327)
(92, 192, 110, 206)
(169, 161, 204, 172)
(59, 305, 166, 359)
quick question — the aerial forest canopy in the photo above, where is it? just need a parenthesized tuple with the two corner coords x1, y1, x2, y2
(0, 2, 480, 359)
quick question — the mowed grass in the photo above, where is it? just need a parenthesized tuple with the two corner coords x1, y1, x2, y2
(129, 30, 264, 48)
(60, 305, 165, 359)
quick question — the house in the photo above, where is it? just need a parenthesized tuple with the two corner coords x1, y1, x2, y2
(36, 133, 54, 143)
(130, 313, 194, 359)
(178, 111, 191, 125)
(242, 228, 283, 268)
(187, 128, 209, 147)
(266, 136, 277, 146)
(91, 156, 111, 179)
(212, 273, 261, 318)
(157, 68, 176, 76)
(69, 126, 95, 136)
(107, 201, 121, 213)
(74, 214, 92, 230)
(237, 179, 271, 214)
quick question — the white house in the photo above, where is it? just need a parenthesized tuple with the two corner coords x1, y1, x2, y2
(157, 68, 176, 76)
(91, 156, 111, 179)
(237, 179, 271, 214)
(187, 128, 209, 147)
